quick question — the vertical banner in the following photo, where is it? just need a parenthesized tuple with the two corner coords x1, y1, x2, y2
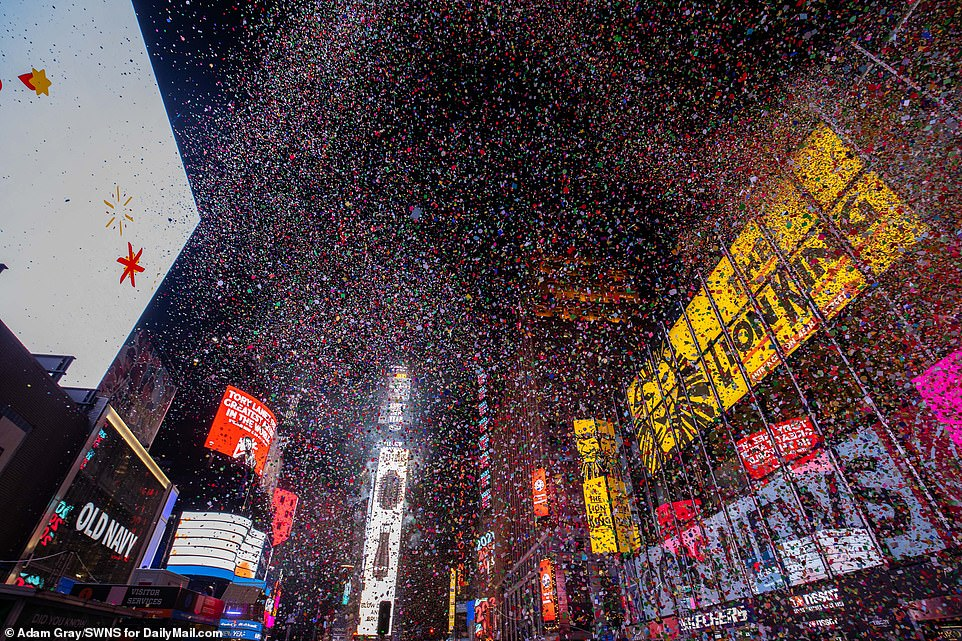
(532, 467, 550, 517)
(574, 419, 619, 553)
(582, 477, 618, 553)
(540, 558, 558, 623)
(448, 567, 457, 635)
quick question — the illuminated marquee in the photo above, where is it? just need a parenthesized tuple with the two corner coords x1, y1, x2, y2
(478, 370, 492, 510)
(628, 123, 927, 471)
(167, 511, 266, 581)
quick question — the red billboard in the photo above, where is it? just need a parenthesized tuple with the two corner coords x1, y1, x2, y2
(272, 488, 298, 547)
(205, 386, 277, 476)
(736, 417, 822, 480)
(532, 468, 549, 517)
(539, 559, 557, 623)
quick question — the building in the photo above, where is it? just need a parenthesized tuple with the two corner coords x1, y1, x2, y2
(482, 256, 647, 641)
(620, 17, 962, 637)
(354, 366, 414, 638)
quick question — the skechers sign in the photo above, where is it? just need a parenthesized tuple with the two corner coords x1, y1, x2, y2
(75, 502, 138, 559)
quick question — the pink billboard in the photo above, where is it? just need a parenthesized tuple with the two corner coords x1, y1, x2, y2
(913, 348, 962, 447)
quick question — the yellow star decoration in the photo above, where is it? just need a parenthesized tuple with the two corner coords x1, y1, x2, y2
(30, 68, 51, 96)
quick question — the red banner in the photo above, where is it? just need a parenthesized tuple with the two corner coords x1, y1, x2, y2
(271, 488, 298, 546)
(532, 468, 549, 517)
(736, 417, 822, 480)
(539, 559, 557, 623)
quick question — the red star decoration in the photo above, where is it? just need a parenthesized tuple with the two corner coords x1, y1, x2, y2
(116, 242, 145, 287)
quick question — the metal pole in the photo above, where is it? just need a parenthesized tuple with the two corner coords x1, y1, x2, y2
(672, 289, 794, 592)
(609, 389, 661, 624)
(620, 381, 686, 623)
(693, 252, 837, 582)
(725, 225, 887, 563)
(641, 339, 729, 618)
(659, 302, 779, 598)
(650, 327, 741, 641)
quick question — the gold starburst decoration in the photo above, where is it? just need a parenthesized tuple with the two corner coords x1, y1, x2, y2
(104, 185, 134, 235)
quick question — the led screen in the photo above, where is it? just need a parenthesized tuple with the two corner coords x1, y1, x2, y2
(356, 446, 409, 636)
(0, 0, 200, 387)
(204, 386, 278, 476)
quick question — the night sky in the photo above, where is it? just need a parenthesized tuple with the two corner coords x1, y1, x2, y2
(126, 0, 893, 633)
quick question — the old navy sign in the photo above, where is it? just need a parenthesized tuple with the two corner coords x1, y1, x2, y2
(75, 502, 138, 559)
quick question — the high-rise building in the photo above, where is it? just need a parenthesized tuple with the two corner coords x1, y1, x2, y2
(481, 256, 645, 641)
(618, 29, 962, 638)
(355, 366, 413, 638)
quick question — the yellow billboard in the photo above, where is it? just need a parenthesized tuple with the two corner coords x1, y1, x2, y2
(583, 476, 618, 553)
(574, 419, 637, 554)
(628, 123, 927, 471)
(448, 567, 457, 634)
(609, 476, 642, 553)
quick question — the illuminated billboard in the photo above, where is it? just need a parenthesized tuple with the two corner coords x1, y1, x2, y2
(474, 597, 497, 641)
(447, 568, 457, 635)
(573, 419, 640, 554)
(378, 367, 411, 430)
(10, 406, 172, 588)
(271, 488, 298, 547)
(0, 0, 200, 388)
(96, 329, 177, 449)
(357, 446, 410, 636)
(539, 559, 557, 623)
(205, 386, 278, 476)
(735, 417, 821, 480)
(477, 370, 492, 511)
(627, 124, 927, 471)
(476, 531, 496, 582)
(532, 468, 549, 517)
(166, 511, 267, 581)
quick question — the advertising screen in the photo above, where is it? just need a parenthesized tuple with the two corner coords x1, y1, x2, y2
(539, 559, 557, 623)
(474, 597, 496, 641)
(476, 531, 495, 582)
(205, 387, 278, 476)
(11, 407, 171, 588)
(736, 417, 822, 480)
(582, 476, 618, 554)
(532, 468, 549, 517)
(0, 0, 200, 388)
(448, 568, 457, 634)
(356, 446, 409, 636)
(913, 347, 962, 448)
(271, 488, 298, 547)
(167, 511, 266, 581)
(627, 123, 927, 471)
(97, 329, 177, 449)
